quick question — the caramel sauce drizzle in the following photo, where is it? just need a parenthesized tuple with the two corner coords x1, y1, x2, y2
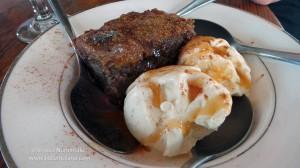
(140, 65, 231, 145)
(237, 70, 251, 89)
(166, 120, 193, 136)
(212, 46, 229, 57)
(188, 80, 203, 102)
(202, 66, 231, 85)
(185, 36, 252, 90)
(141, 128, 163, 145)
(189, 94, 228, 121)
(185, 36, 229, 58)
(141, 94, 229, 145)
(141, 120, 194, 145)
(195, 36, 215, 42)
(147, 82, 165, 108)
(143, 66, 177, 80)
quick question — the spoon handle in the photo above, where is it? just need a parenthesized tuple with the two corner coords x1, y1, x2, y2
(176, 0, 215, 16)
(47, 0, 75, 40)
(48, 0, 83, 72)
(182, 154, 213, 168)
(236, 44, 300, 65)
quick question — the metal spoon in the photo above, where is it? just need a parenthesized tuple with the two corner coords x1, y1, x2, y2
(47, 0, 139, 153)
(182, 96, 253, 168)
(177, 1, 300, 65)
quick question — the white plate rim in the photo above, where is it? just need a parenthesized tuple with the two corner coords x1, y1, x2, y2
(0, 2, 299, 167)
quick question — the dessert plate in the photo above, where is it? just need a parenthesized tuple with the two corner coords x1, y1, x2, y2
(1, 0, 300, 167)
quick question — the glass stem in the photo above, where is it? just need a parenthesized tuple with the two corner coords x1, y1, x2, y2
(29, 0, 53, 21)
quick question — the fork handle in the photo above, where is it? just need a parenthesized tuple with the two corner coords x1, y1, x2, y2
(176, 0, 215, 16)
(236, 44, 300, 65)
(48, 0, 75, 40)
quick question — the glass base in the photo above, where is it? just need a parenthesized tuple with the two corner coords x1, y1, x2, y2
(16, 15, 59, 44)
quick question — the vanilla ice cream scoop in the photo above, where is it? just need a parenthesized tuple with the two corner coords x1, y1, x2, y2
(178, 36, 251, 96)
(124, 66, 232, 157)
